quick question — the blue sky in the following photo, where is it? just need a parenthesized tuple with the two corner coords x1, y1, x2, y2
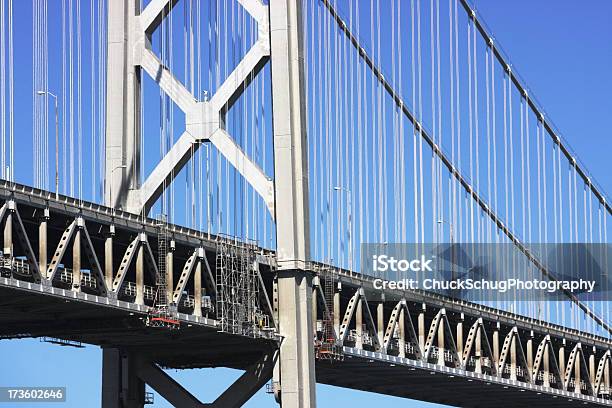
(0, 0, 611, 407)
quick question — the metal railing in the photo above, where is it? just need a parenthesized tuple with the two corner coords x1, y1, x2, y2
(568, 378, 588, 392)
(503, 364, 527, 379)
(536, 371, 558, 385)
(467, 355, 492, 369)
(429, 346, 456, 364)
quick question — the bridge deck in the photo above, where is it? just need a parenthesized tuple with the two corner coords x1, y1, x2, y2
(0, 180, 610, 407)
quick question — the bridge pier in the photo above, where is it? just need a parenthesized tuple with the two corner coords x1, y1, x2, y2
(276, 271, 316, 407)
(102, 348, 275, 408)
(102, 348, 145, 408)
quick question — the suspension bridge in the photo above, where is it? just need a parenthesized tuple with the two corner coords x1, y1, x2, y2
(0, 0, 610, 407)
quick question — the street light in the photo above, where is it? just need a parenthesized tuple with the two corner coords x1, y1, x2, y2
(36, 90, 59, 199)
(437, 218, 456, 281)
(437, 218, 454, 244)
(109, 164, 127, 210)
(333, 186, 353, 273)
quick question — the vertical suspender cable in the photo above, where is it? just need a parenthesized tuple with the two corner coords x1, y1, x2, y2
(77, 0, 82, 200)
(417, 0, 424, 244)
(472, 14, 480, 244)
(411, 0, 418, 243)
(485, 43, 491, 242)
(7, 0, 11, 181)
(453, 0, 461, 244)
(1, 0, 5, 180)
(448, 0, 455, 243)
(429, 0, 436, 243)
(467, 14, 474, 243)
(90, 0, 96, 201)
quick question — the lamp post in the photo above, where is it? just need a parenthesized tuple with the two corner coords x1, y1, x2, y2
(437, 218, 456, 281)
(333, 186, 353, 273)
(36, 90, 59, 199)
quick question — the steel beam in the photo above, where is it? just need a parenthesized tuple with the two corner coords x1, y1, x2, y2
(136, 360, 202, 408)
(114, 0, 274, 216)
(207, 351, 275, 408)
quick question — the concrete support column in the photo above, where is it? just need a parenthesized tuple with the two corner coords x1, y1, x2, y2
(418, 304, 426, 351)
(493, 323, 500, 371)
(377, 303, 384, 347)
(105, 226, 115, 289)
(38, 209, 49, 276)
(437, 316, 445, 366)
(167, 242, 174, 303)
(527, 331, 534, 379)
(398, 309, 406, 358)
(135, 245, 144, 305)
(72, 229, 81, 291)
(575, 352, 582, 393)
(311, 282, 318, 335)
(193, 258, 202, 317)
(333, 290, 340, 338)
(543, 343, 550, 387)
(590, 347, 596, 386)
(355, 298, 363, 349)
(456, 314, 464, 358)
(276, 272, 316, 407)
(604, 359, 610, 394)
(475, 326, 482, 374)
(102, 348, 145, 408)
(510, 336, 517, 380)
(4, 211, 12, 257)
(559, 340, 566, 385)
(105, 0, 141, 209)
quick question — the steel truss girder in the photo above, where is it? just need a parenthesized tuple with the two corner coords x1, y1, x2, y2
(330, 285, 612, 400)
(564, 342, 593, 394)
(532, 335, 562, 388)
(172, 248, 199, 304)
(80, 222, 109, 296)
(46, 220, 76, 281)
(338, 289, 381, 350)
(9, 204, 42, 282)
(111, 236, 140, 293)
(593, 350, 611, 396)
(0, 201, 43, 282)
(44, 217, 108, 295)
(122, 0, 274, 217)
(381, 299, 421, 359)
(498, 327, 531, 383)
(1, 186, 610, 402)
(461, 318, 495, 374)
(111, 233, 158, 294)
(423, 309, 460, 367)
